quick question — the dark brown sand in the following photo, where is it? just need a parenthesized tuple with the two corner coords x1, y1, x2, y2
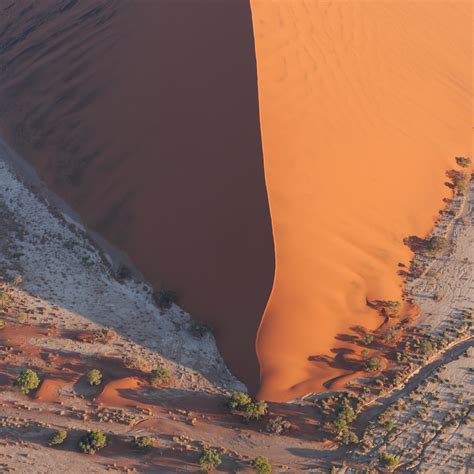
(0, 0, 274, 391)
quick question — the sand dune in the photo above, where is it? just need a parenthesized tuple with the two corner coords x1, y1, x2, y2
(0, 0, 274, 391)
(250, 1, 472, 401)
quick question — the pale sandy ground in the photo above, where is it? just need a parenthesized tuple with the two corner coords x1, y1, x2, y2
(0, 144, 244, 395)
(0, 147, 472, 472)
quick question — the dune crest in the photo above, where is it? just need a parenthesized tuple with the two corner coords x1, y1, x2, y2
(250, 1, 472, 401)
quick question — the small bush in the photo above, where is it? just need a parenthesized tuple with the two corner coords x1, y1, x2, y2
(190, 320, 211, 338)
(0, 319, 5, 329)
(228, 392, 267, 420)
(228, 391, 252, 411)
(87, 369, 103, 386)
(133, 435, 153, 451)
(365, 357, 382, 372)
(252, 455, 272, 473)
(419, 340, 434, 356)
(79, 431, 108, 454)
(13, 369, 41, 394)
(456, 156, 471, 168)
(265, 416, 291, 435)
(339, 430, 359, 445)
(379, 453, 400, 470)
(333, 405, 356, 434)
(198, 448, 221, 471)
(149, 367, 173, 387)
(154, 288, 177, 309)
(452, 170, 470, 194)
(384, 420, 394, 432)
(48, 430, 68, 446)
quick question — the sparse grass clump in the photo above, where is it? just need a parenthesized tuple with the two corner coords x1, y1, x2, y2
(228, 392, 268, 420)
(133, 435, 153, 451)
(0, 319, 5, 329)
(379, 453, 400, 471)
(48, 430, 68, 446)
(149, 367, 173, 387)
(13, 369, 41, 394)
(252, 455, 272, 473)
(79, 431, 108, 454)
(87, 369, 102, 386)
(365, 357, 382, 372)
(198, 448, 221, 471)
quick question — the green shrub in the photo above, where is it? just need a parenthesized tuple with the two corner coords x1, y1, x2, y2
(384, 420, 394, 432)
(0, 319, 5, 329)
(13, 369, 41, 394)
(149, 367, 173, 387)
(339, 429, 359, 445)
(365, 357, 382, 372)
(228, 391, 252, 411)
(252, 455, 272, 473)
(244, 401, 268, 420)
(333, 405, 356, 434)
(198, 448, 221, 471)
(419, 340, 434, 356)
(79, 431, 108, 454)
(133, 435, 153, 451)
(48, 430, 68, 446)
(379, 453, 400, 470)
(362, 334, 374, 345)
(87, 369, 102, 386)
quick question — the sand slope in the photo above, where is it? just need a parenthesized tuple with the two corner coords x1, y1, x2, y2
(250, 1, 472, 401)
(0, 0, 274, 391)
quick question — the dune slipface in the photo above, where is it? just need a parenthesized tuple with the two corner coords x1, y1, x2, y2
(250, 1, 472, 401)
(0, 0, 274, 390)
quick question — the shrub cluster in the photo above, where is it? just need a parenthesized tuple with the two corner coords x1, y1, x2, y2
(133, 435, 153, 451)
(365, 356, 382, 372)
(379, 453, 400, 470)
(228, 392, 268, 420)
(265, 416, 291, 435)
(149, 367, 173, 387)
(198, 448, 221, 471)
(48, 430, 68, 446)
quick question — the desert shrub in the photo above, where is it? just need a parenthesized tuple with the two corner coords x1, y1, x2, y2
(451, 170, 470, 194)
(87, 369, 103, 386)
(0, 319, 5, 329)
(124, 354, 154, 372)
(228, 392, 267, 420)
(384, 420, 394, 432)
(419, 340, 434, 356)
(133, 435, 153, 451)
(198, 448, 221, 471)
(190, 320, 211, 338)
(333, 405, 356, 434)
(365, 357, 382, 372)
(13, 369, 41, 394)
(154, 288, 177, 309)
(0, 290, 10, 307)
(228, 391, 252, 411)
(78, 431, 108, 454)
(379, 453, 400, 470)
(339, 429, 359, 445)
(48, 430, 68, 446)
(245, 401, 268, 420)
(265, 416, 291, 435)
(12, 274, 23, 286)
(456, 156, 471, 168)
(427, 236, 448, 254)
(361, 348, 369, 358)
(252, 455, 272, 473)
(149, 367, 173, 387)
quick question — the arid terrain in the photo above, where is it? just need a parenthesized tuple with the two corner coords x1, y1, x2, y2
(0, 0, 472, 472)
(0, 149, 472, 472)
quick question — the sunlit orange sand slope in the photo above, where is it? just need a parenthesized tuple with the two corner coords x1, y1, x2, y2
(251, 1, 472, 401)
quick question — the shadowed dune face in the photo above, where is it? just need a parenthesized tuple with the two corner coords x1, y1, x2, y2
(250, 1, 472, 401)
(0, 0, 274, 391)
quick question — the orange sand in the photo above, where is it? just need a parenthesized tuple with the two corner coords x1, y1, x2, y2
(250, 1, 472, 401)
